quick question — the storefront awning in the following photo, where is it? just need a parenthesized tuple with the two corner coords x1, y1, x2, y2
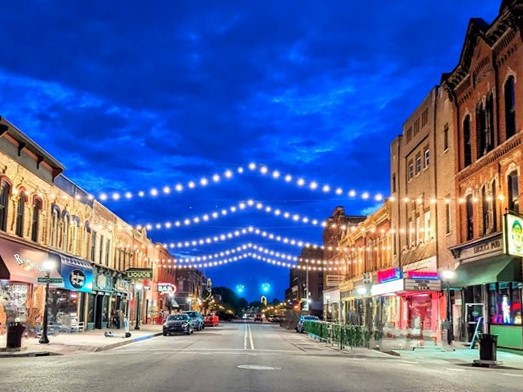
(0, 236, 62, 284)
(49, 252, 93, 293)
(453, 257, 522, 287)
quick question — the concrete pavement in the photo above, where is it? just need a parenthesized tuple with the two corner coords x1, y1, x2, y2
(0, 324, 163, 357)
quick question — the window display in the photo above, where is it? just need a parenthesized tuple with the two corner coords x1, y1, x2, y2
(489, 282, 522, 325)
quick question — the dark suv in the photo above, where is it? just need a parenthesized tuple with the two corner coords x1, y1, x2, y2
(182, 311, 205, 331)
(163, 314, 193, 335)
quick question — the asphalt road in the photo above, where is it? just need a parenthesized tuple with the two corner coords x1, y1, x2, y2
(1, 321, 522, 392)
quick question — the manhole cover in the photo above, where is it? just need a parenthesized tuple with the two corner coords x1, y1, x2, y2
(237, 365, 282, 371)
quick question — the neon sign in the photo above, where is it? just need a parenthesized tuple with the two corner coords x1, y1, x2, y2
(406, 271, 439, 280)
(377, 267, 402, 283)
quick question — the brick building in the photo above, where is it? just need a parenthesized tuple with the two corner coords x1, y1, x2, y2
(442, 0, 523, 348)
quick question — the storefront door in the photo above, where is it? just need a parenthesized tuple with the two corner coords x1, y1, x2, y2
(465, 303, 485, 343)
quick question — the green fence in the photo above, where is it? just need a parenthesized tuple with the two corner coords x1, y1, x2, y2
(303, 321, 382, 349)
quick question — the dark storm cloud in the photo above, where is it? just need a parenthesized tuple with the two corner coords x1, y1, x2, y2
(0, 1, 501, 299)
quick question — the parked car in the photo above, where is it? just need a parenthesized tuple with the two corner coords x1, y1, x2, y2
(254, 314, 263, 322)
(296, 315, 320, 333)
(182, 311, 205, 331)
(204, 314, 219, 327)
(163, 314, 194, 336)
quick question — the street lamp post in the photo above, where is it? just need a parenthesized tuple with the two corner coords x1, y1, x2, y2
(134, 282, 143, 330)
(39, 260, 56, 344)
(441, 269, 456, 346)
(325, 295, 331, 321)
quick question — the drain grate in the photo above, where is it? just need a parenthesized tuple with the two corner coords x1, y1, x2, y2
(237, 365, 282, 370)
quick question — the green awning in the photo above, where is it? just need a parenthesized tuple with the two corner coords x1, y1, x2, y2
(452, 257, 522, 287)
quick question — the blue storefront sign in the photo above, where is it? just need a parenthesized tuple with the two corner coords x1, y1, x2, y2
(49, 252, 93, 293)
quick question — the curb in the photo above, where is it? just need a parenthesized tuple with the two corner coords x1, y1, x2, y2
(0, 332, 163, 357)
(94, 332, 163, 352)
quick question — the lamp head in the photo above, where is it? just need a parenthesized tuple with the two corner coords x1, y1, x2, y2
(43, 260, 56, 271)
(135, 282, 144, 290)
(441, 269, 456, 281)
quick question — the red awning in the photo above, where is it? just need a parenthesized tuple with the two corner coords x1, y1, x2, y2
(0, 236, 61, 284)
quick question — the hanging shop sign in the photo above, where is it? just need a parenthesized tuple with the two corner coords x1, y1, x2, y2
(377, 267, 402, 283)
(125, 268, 153, 280)
(49, 252, 93, 293)
(504, 212, 523, 258)
(114, 278, 130, 293)
(92, 269, 113, 292)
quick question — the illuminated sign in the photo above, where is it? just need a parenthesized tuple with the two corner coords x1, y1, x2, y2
(504, 213, 523, 257)
(377, 267, 402, 283)
(158, 283, 176, 293)
(406, 271, 439, 280)
(125, 268, 153, 280)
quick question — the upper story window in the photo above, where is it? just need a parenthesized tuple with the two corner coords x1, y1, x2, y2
(31, 197, 42, 242)
(99, 234, 104, 263)
(50, 205, 60, 247)
(15, 192, 26, 237)
(60, 212, 70, 250)
(466, 194, 474, 241)
(508, 171, 519, 213)
(421, 108, 429, 127)
(105, 238, 111, 266)
(406, 127, 413, 142)
(415, 153, 422, 174)
(392, 174, 396, 193)
(443, 124, 449, 151)
(463, 115, 472, 167)
(90, 230, 97, 262)
(0, 181, 11, 232)
(445, 197, 451, 234)
(424, 148, 430, 168)
(71, 217, 80, 254)
(414, 118, 420, 135)
(408, 160, 414, 181)
(504, 76, 516, 139)
(477, 95, 494, 158)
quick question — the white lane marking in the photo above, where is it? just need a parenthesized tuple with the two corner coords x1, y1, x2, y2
(445, 368, 466, 372)
(248, 324, 255, 350)
(398, 360, 418, 364)
(244, 324, 248, 350)
(500, 373, 523, 377)
(238, 365, 281, 370)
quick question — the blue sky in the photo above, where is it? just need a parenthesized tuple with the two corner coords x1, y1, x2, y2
(0, 1, 500, 301)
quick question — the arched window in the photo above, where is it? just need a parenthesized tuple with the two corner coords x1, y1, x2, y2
(71, 216, 80, 254)
(0, 181, 10, 232)
(463, 115, 472, 167)
(31, 197, 42, 242)
(466, 194, 474, 241)
(504, 76, 516, 139)
(508, 170, 519, 213)
(61, 212, 70, 251)
(50, 204, 60, 247)
(15, 191, 26, 237)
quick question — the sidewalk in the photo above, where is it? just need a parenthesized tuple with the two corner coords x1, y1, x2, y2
(0, 324, 163, 357)
(380, 339, 523, 369)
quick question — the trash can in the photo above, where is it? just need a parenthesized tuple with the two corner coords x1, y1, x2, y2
(479, 333, 497, 361)
(6, 322, 26, 349)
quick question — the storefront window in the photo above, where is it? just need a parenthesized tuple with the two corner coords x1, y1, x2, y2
(48, 288, 79, 325)
(408, 295, 432, 330)
(489, 282, 522, 325)
(87, 294, 95, 323)
(0, 282, 29, 324)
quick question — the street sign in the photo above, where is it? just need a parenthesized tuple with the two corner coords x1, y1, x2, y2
(37, 277, 64, 284)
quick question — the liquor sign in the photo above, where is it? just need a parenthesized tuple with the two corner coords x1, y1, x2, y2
(406, 271, 439, 280)
(125, 268, 153, 280)
(504, 213, 523, 257)
(377, 267, 402, 283)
